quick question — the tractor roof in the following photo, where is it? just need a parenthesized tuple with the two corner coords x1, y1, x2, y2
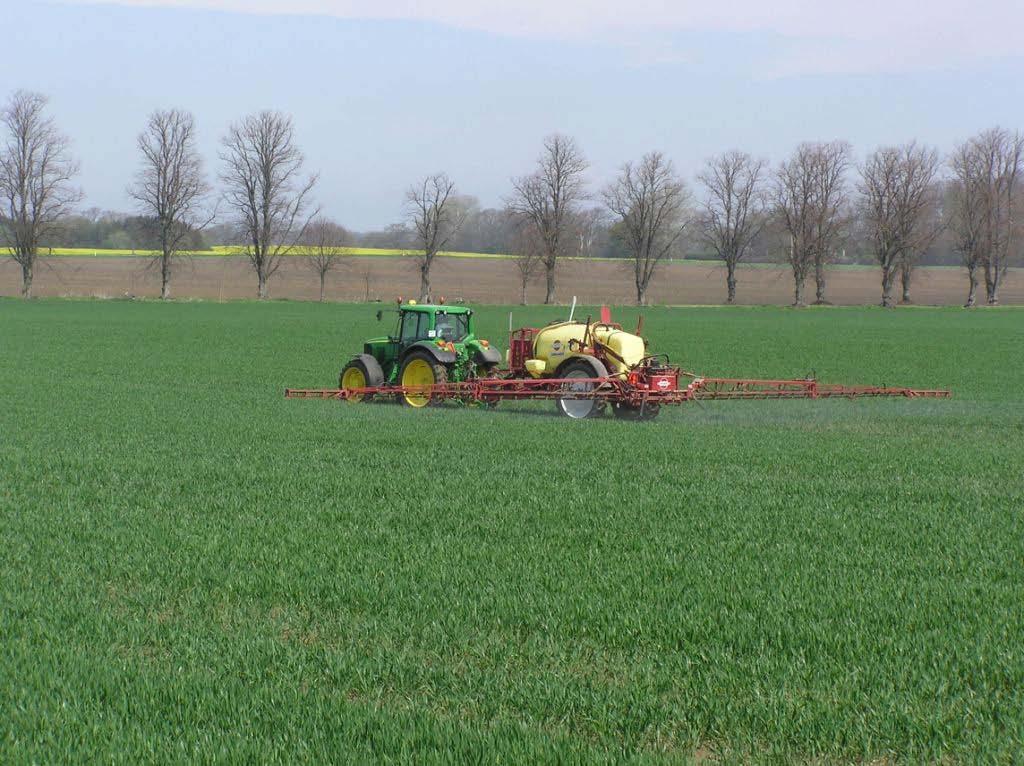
(400, 304, 471, 314)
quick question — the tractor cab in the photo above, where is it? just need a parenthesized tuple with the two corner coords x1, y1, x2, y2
(388, 303, 472, 346)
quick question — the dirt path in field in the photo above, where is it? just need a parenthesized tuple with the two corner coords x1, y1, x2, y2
(1, 255, 1021, 305)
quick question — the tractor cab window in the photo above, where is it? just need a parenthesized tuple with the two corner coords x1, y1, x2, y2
(435, 313, 469, 341)
(399, 312, 426, 343)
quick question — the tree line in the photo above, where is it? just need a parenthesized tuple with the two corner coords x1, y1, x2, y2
(1, 89, 1020, 305)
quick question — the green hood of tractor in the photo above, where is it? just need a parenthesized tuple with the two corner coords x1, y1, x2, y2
(363, 335, 482, 353)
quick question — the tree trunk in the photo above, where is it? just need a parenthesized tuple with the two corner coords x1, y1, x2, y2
(793, 277, 805, 307)
(257, 269, 268, 299)
(520, 279, 527, 305)
(983, 262, 996, 305)
(726, 262, 737, 304)
(419, 258, 431, 303)
(160, 255, 171, 300)
(986, 263, 1000, 305)
(319, 272, 326, 302)
(20, 260, 33, 299)
(636, 281, 646, 306)
(544, 261, 555, 305)
(900, 263, 912, 304)
(813, 262, 827, 304)
(880, 264, 895, 308)
(965, 266, 978, 308)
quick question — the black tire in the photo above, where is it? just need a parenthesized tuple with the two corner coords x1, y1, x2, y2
(477, 364, 503, 408)
(339, 354, 385, 402)
(554, 356, 608, 419)
(398, 351, 449, 408)
(611, 402, 661, 421)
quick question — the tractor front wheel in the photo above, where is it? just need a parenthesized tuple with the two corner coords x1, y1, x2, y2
(399, 352, 449, 408)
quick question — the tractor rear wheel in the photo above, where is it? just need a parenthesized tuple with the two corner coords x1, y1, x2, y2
(340, 355, 384, 403)
(555, 357, 608, 419)
(399, 352, 448, 408)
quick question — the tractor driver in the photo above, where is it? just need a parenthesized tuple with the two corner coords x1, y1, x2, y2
(434, 312, 469, 342)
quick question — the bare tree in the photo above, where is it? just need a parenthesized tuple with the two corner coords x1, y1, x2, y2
(697, 151, 767, 303)
(897, 185, 944, 304)
(406, 172, 467, 302)
(809, 141, 851, 304)
(0, 91, 81, 298)
(773, 141, 850, 306)
(128, 109, 211, 300)
(603, 152, 690, 305)
(773, 146, 817, 306)
(508, 218, 543, 305)
(858, 142, 943, 307)
(383, 222, 413, 250)
(359, 262, 374, 302)
(219, 110, 317, 299)
(949, 144, 987, 307)
(977, 128, 1022, 305)
(302, 217, 350, 302)
(572, 206, 605, 258)
(948, 129, 1024, 306)
(509, 134, 588, 304)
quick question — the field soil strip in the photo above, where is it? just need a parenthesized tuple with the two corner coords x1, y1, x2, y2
(1, 255, 1020, 305)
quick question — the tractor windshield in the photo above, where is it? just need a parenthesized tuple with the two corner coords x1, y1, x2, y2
(435, 313, 469, 341)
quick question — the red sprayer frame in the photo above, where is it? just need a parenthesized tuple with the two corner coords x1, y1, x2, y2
(286, 314, 950, 409)
(285, 368, 950, 406)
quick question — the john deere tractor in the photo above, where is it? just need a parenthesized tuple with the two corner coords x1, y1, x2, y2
(340, 302, 502, 407)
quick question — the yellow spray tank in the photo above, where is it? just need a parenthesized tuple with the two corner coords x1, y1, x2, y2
(502, 300, 652, 418)
(526, 321, 646, 377)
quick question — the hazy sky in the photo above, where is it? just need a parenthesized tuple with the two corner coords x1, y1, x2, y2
(6, 1, 1024, 229)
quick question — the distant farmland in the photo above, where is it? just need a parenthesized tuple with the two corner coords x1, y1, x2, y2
(1, 252, 1020, 305)
(17, 246, 509, 259)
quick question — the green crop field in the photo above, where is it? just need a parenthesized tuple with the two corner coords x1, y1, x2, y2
(2, 299, 1022, 763)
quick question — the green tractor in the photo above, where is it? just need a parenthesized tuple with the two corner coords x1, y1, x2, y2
(340, 301, 502, 407)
